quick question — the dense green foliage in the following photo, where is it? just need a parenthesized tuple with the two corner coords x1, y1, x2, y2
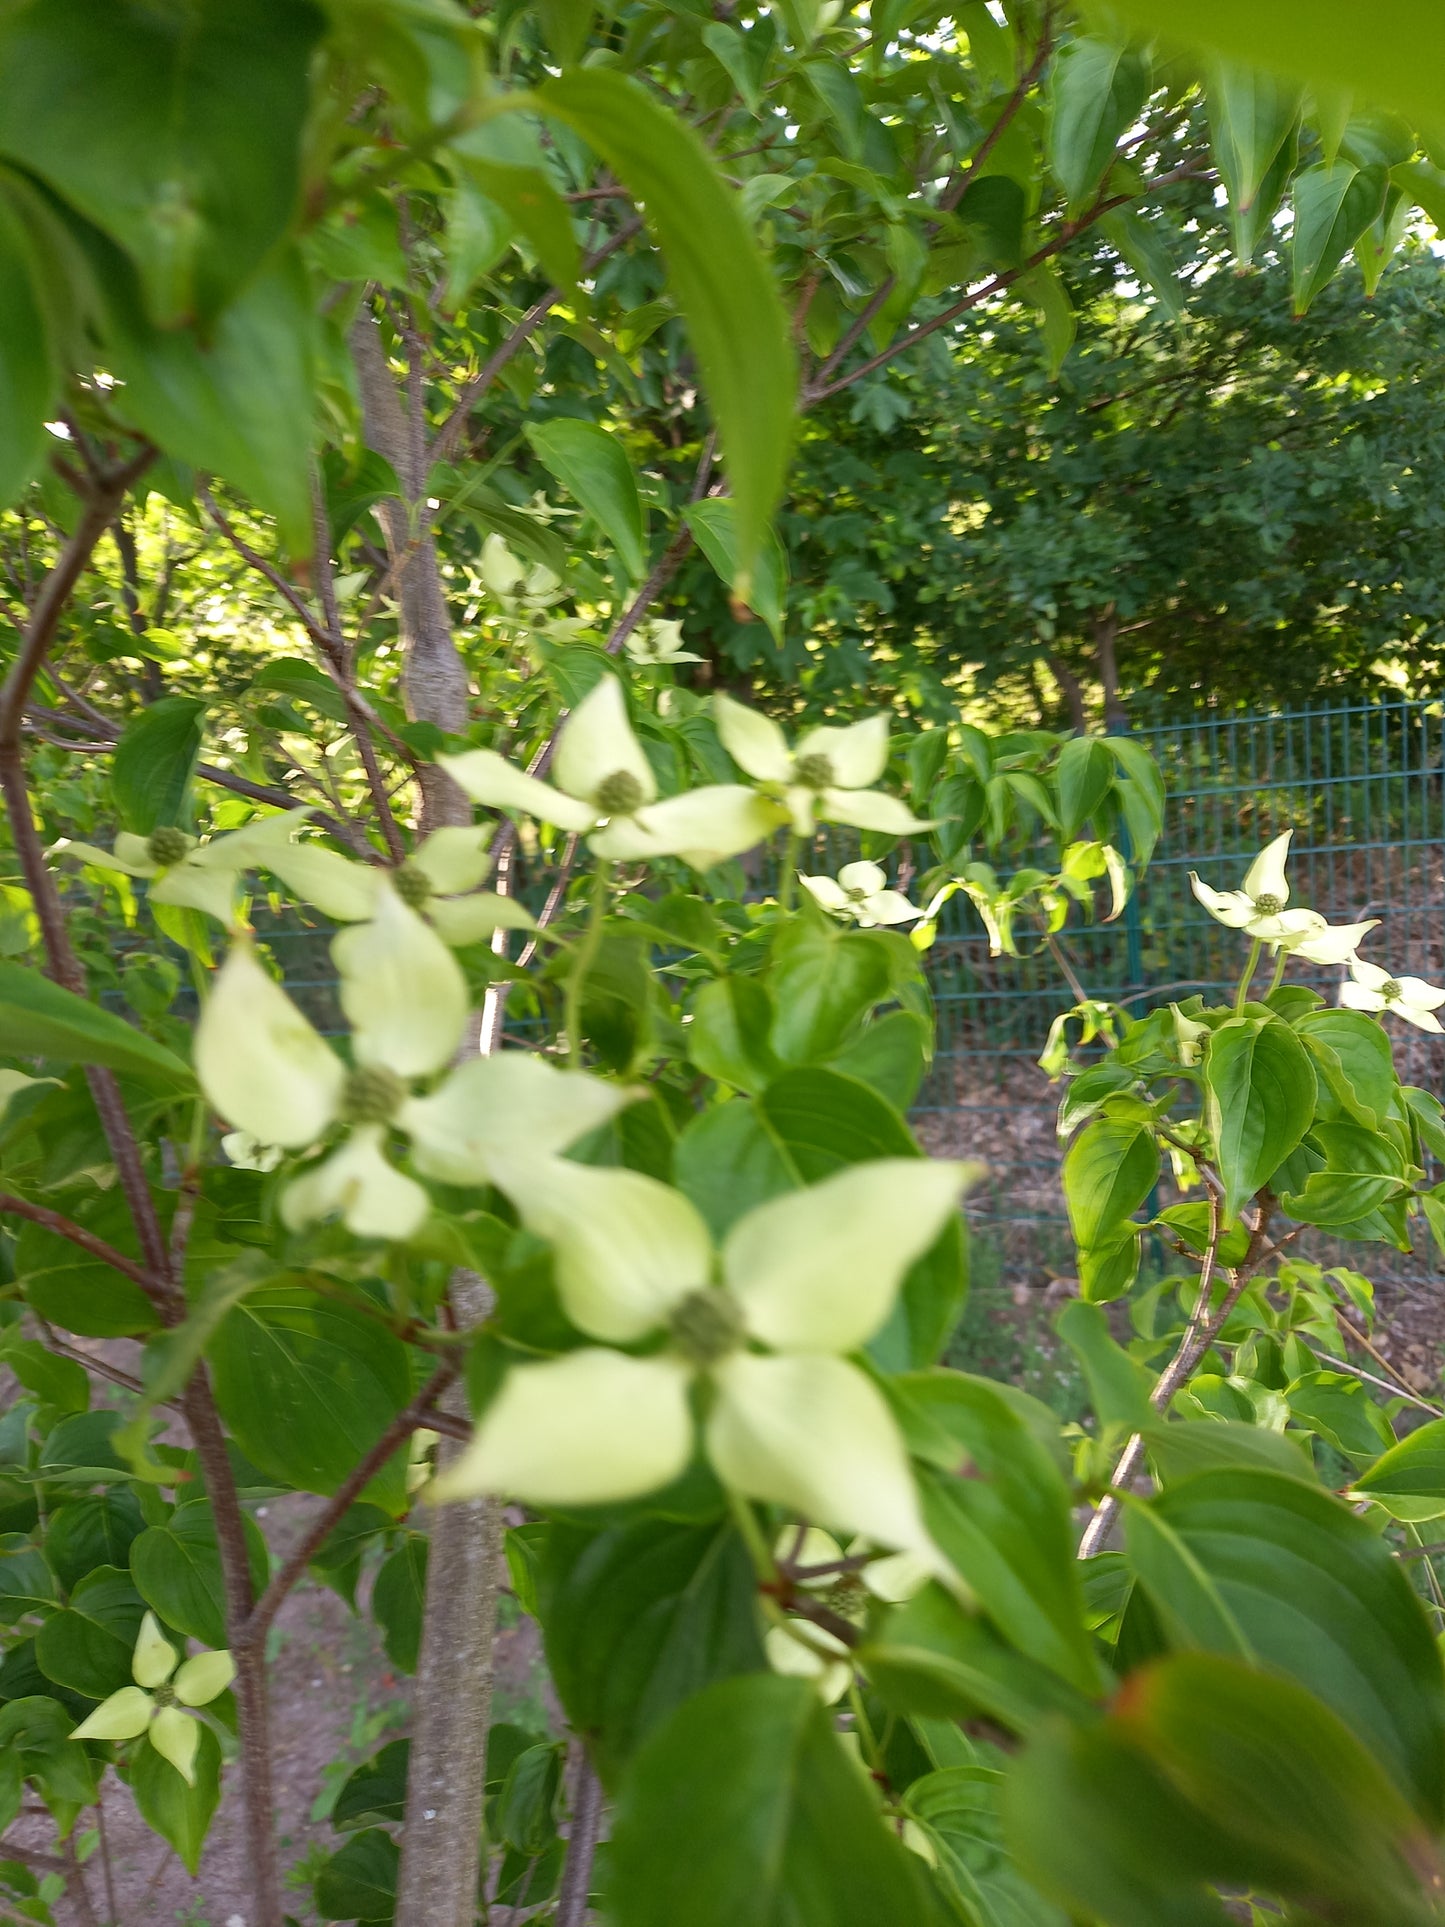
(2, 2, 1445, 1924)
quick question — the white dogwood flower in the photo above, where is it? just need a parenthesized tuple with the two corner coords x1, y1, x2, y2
(800, 861, 920, 928)
(480, 532, 563, 607)
(1341, 958, 1445, 1033)
(440, 676, 780, 870)
(1188, 830, 1308, 943)
(236, 821, 538, 948)
(70, 1612, 233, 1786)
(430, 1155, 977, 1566)
(52, 810, 317, 925)
(194, 888, 630, 1238)
(625, 618, 703, 667)
(713, 695, 934, 838)
(1280, 914, 1381, 965)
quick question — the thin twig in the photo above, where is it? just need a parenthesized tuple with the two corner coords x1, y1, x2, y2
(0, 1194, 161, 1295)
(554, 1748, 605, 1927)
(238, 1359, 460, 1644)
(1079, 1192, 1282, 1558)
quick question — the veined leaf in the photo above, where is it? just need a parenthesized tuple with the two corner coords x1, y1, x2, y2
(536, 70, 796, 600)
(0, 961, 193, 1085)
(528, 417, 646, 580)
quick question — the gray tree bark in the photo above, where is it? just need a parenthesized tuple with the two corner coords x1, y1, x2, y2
(349, 301, 502, 1927)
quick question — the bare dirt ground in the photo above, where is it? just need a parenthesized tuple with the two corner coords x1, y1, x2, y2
(11, 1494, 551, 1927)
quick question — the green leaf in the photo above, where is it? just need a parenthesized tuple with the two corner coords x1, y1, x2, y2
(314, 1827, 399, 1922)
(1107, 0, 1445, 141)
(496, 1741, 563, 1855)
(1292, 161, 1388, 314)
(0, 1695, 99, 1823)
(1018, 261, 1075, 378)
(130, 1721, 222, 1877)
(1062, 1119, 1156, 1250)
(45, 1491, 144, 1591)
(1281, 1120, 1408, 1228)
(608, 1674, 946, 1927)
(827, 1009, 929, 1113)
(129, 1501, 268, 1649)
(111, 697, 205, 836)
(1286, 1369, 1396, 1459)
(1202, 1017, 1316, 1221)
(372, 1535, 427, 1675)
(2, 1338, 88, 1415)
(0, 0, 324, 327)
(904, 1765, 1069, 1927)
(1297, 1009, 1397, 1129)
(249, 657, 350, 726)
(206, 1286, 412, 1511)
(0, 1535, 55, 1623)
(1055, 736, 1114, 841)
(1206, 61, 1301, 213)
(331, 1738, 409, 1832)
(528, 418, 646, 580)
(685, 497, 788, 644)
(1101, 206, 1184, 318)
(1006, 1653, 1436, 1927)
(859, 1581, 1093, 1735)
(687, 976, 782, 1093)
(1134, 1468, 1445, 1819)
(461, 156, 579, 296)
(902, 1375, 1103, 1695)
(768, 922, 893, 1065)
(0, 961, 193, 1086)
(101, 249, 317, 558)
(1047, 37, 1150, 211)
(1352, 1420, 1445, 1522)
(541, 1519, 765, 1783)
(537, 70, 796, 599)
(0, 183, 56, 507)
(1056, 1299, 1153, 1428)
(34, 1566, 145, 1701)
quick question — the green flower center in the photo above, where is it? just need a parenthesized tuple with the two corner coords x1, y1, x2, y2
(824, 1574, 869, 1617)
(794, 752, 835, 789)
(147, 826, 190, 867)
(1252, 892, 1283, 916)
(846, 886, 869, 903)
(393, 862, 432, 910)
(668, 1288, 746, 1367)
(1381, 978, 1403, 1001)
(595, 770, 645, 816)
(341, 1065, 407, 1124)
(152, 1683, 176, 1709)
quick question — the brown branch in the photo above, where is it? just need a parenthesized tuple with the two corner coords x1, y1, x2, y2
(804, 158, 1208, 405)
(238, 1359, 460, 1645)
(1079, 1195, 1296, 1556)
(428, 217, 644, 468)
(310, 472, 408, 861)
(555, 1749, 605, 1927)
(0, 1194, 162, 1298)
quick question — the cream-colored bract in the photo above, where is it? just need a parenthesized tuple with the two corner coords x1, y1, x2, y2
(441, 676, 775, 869)
(714, 694, 935, 837)
(1342, 958, 1445, 1032)
(800, 860, 921, 929)
(1189, 831, 1382, 966)
(625, 617, 704, 665)
(194, 896, 633, 1239)
(430, 1155, 979, 1565)
(69, 1612, 234, 1786)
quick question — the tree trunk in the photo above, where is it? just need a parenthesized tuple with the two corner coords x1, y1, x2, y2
(1045, 652, 1088, 733)
(348, 309, 471, 830)
(350, 301, 502, 1927)
(1093, 607, 1129, 732)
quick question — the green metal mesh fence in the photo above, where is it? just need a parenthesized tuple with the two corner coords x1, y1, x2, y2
(184, 695, 1445, 1295)
(914, 695, 1445, 1292)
